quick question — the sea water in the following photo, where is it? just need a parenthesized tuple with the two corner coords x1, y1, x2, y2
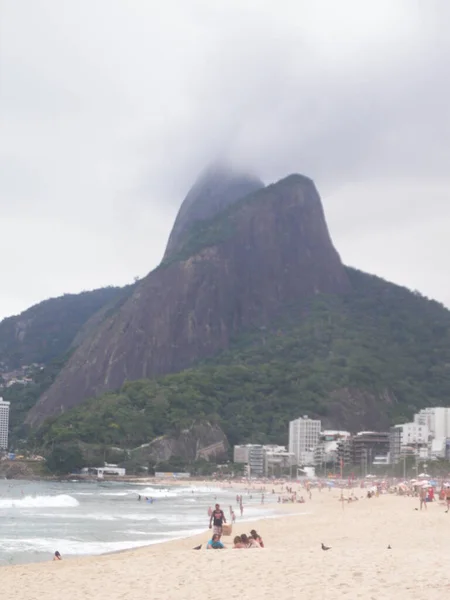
(0, 479, 277, 565)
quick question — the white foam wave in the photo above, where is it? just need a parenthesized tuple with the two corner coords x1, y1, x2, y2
(134, 487, 178, 498)
(36, 512, 117, 521)
(0, 528, 206, 556)
(0, 494, 79, 509)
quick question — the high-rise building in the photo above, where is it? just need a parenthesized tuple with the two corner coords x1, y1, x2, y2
(415, 407, 450, 440)
(289, 416, 321, 465)
(0, 397, 10, 449)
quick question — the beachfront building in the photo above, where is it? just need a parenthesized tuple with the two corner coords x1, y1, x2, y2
(289, 416, 321, 466)
(233, 444, 296, 477)
(352, 431, 389, 473)
(0, 397, 10, 449)
(314, 430, 351, 468)
(233, 444, 265, 476)
(389, 422, 429, 463)
(263, 445, 296, 477)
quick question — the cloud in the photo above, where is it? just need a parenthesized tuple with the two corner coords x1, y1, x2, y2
(1, 0, 449, 318)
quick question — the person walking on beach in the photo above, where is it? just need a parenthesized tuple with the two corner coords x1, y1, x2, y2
(209, 503, 226, 536)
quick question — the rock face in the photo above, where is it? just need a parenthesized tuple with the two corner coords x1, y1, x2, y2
(26, 173, 351, 426)
(132, 421, 229, 464)
(163, 164, 264, 260)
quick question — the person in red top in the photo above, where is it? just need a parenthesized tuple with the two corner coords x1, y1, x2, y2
(209, 503, 226, 536)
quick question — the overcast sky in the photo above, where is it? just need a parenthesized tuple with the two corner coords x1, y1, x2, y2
(1, 0, 449, 320)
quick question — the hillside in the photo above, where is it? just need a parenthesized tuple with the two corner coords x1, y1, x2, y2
(0, 286, 125, 370)
(27, 173, 350, 426)
(37, 268, 450, 450)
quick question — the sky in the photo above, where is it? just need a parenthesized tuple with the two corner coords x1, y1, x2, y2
(1, 0, 449, 320)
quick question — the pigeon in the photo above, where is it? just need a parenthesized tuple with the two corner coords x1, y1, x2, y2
(193, 544, 202, 550)
(387, 545, 392, 549)
(321, 543, 331, 551)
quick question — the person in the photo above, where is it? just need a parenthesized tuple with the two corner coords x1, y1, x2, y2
(53, 551, 62, 561)
(250, 529, 264, 548)
(231, 509, 236, 524)
(420, 487, 427, 510)
(445, 487, 450, 513)
(233, 535, 245, 549)
(209, 503, 226, 536)
(240, 533, 260, 548)
(207, 506, 212, 517)
(206, 534, 225, 549)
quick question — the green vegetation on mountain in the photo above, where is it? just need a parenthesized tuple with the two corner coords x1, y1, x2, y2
(0, 287, 124, 369)
(36, 268, 450, 451)
(3, 354, 71, 445)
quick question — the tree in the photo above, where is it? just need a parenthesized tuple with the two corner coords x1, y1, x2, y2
(46, 443, 84, 475)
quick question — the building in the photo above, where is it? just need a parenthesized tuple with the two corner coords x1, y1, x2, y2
(314, 430, 351, 467)
(289, 416, 321, 465)
(233, 444, 265, 476)
(263, 445, 296, 477)
(0, 397, 10, 450)
(233, 444, 296, 477)
(415, 407, 450, 439)
(389, 422, 429, 463)
(81, 463, 126, 477)
(352, 431, 389, 472)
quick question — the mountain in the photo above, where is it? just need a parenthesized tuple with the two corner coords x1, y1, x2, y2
(36, 267, 450, 451)
(163, 163, 264, 260)
(26, 173, 350, 426)
(0, 287, 125, 370)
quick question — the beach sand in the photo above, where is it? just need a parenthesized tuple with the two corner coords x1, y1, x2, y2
(3, 488, 449, 599)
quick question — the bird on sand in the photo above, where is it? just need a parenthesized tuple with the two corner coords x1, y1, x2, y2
(321, 543, 331, 551)
(193, 544, 202, 550)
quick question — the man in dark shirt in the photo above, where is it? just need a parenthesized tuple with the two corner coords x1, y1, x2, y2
(209, 503, 226, 536)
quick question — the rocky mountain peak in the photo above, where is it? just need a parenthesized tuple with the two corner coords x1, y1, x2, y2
(163, 162, 264, 260)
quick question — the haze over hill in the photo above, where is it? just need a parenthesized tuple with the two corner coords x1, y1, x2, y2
(2, 2, 450, 321)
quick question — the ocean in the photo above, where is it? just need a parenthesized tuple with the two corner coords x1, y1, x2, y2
(0, 479, 277, 566)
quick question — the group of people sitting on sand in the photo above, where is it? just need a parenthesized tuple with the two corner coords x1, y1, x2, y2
(206, 529, 264, 549)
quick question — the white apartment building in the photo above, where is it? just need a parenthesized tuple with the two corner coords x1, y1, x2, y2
(415, 407, 450, 439)
(289, 415, 321, 465)
(414, 407, 450, 459)
(0, 397, 10, 449)
(389, 421, 429, 463)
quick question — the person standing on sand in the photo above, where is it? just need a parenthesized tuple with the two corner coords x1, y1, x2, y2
(209, 503, 226, 536)
(420, 487, 427, 510)
(445, 488, 450, 512)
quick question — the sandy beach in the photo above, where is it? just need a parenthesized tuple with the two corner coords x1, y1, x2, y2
(3, 487, 449, 600)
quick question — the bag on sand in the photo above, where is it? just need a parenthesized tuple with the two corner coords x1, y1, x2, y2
(222, 523, 232, 536)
